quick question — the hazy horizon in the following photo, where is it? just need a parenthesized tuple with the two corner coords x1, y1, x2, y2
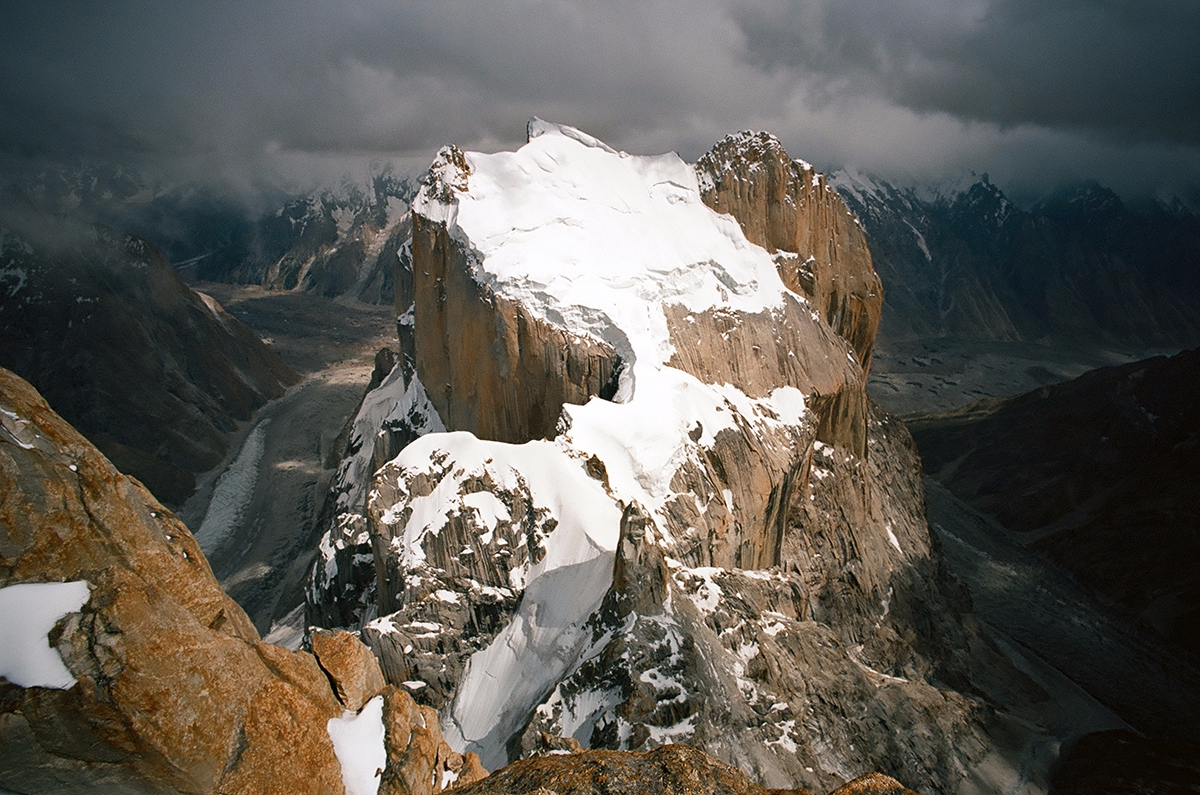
(3, 1, 1199, 206)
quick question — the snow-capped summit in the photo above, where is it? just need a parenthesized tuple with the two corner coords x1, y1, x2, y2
(310, 121, 1008, 789)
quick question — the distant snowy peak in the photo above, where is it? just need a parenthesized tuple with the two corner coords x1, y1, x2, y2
(828, 169, 917, 209)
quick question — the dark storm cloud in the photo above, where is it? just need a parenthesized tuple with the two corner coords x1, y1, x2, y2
(0, 1, 740, 162)
(1, 0, 1197, 198)
(734, 0, 1200, 146)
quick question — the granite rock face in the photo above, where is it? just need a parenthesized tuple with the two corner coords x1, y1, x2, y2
(312, 629, 388, 712)
(307, 122, 1033, 793)
(410, 206, 624, 445)
(0, 366, 342, 794)
(696, 132, 882, 373)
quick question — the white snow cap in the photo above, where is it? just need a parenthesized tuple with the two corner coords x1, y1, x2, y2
(415, 117, 789, 369)
(0, 580, 90, 689)
(411, 119, 807, 513)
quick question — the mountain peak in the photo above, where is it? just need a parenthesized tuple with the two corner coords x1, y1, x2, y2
(526, 117, 620, 154)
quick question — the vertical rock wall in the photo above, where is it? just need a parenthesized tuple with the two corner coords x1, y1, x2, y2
(411, 208, 622, 444)
(696, 131, 882, 374)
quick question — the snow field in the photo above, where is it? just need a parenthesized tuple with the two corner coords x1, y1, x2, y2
(378, 432, 622, 769)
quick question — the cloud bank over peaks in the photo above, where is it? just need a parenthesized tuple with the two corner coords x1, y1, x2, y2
(1, 0, 1197, 201)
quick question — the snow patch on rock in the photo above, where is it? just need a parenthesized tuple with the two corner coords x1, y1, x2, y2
(0, 580, 90, 689)
(328, 695, 386, 795)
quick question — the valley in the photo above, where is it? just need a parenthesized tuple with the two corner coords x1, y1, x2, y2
(867, 338, 1164, 417)
(177, 285, 396, 636)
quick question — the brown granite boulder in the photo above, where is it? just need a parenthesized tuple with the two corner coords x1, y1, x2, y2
(380, 685, 488, 795)
(312, 629, 387, 712)
(0, 365, 342, 794)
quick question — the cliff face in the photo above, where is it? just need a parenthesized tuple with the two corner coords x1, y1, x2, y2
(0, 220, 298, 506)
(410, 203, 622, 444)
(308, 122, 1026, 793)
(0, 366, 484, 795)
(696, 132, 882, 373)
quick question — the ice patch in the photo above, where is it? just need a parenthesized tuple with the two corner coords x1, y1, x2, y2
(0, 581, 90, 689)
(328, 695, 386, 795)
(646, 714, 696, 744)
(459, 491, 510, 534)
(886, 524, 903, 554)
(335, 367, 445, 522)
(381, 433, 621, 771)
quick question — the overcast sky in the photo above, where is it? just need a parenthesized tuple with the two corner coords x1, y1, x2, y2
(3, 0, 1198, 200)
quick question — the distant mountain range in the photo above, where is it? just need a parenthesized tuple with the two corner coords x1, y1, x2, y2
(10, 159, 1200, 360)
(832, 171, 1200, 351)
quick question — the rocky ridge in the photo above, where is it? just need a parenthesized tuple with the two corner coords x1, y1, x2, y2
(308, 121, 1039, 793)
(0, 365, 484, 794)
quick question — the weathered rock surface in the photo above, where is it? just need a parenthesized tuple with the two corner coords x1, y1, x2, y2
(308, 121, 1040, 793)
(0, 366, 343, 793)
(828, 773, 919, 795)
(521, 404, 1006, 792)
(312, 629, 388, 713)
(410, 205, 622, 445)
(696, 132, 882, 372)
(0, 366, 480, 795)
(380, 686, 488, 795)
(449, 743, 915, 795)
(0, 214, 298, 506)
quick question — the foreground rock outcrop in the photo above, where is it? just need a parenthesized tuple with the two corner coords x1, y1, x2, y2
(308, 121, 1040, 793)
(0, 212, 298, 506)
(0, 366, 479, 795)
(448, 744, 917, 795)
